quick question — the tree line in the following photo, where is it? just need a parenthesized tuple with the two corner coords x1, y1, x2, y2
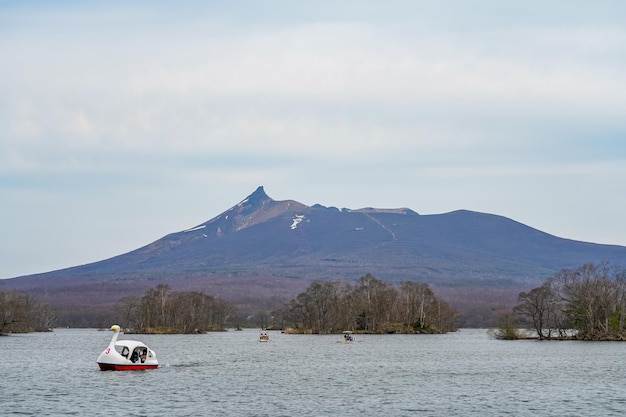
(1, 274, 455, 335)
(0, 286, 56, 335)
(117, 284, 235, 333)
(497, 262, 626, 340)
(273, 273, 457, 334)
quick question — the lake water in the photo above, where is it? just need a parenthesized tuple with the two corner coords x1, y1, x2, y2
(1, 328, 625, 416)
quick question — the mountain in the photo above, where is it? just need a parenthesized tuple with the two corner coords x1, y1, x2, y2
(4, 186, 626, 326)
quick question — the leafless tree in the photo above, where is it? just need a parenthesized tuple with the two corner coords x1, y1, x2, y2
(514, 281, 562, 339)
(352, 274, 396, 332)
(512, 262, 626, 340)
(398, 281, 436, 332)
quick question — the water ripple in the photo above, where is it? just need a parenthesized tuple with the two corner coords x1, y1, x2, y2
(2, 329, 626, 416)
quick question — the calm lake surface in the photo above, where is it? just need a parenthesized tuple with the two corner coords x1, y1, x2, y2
(1, 328, 625, 416)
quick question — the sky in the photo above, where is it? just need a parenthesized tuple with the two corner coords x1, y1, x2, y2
(1, 0, 626, 279)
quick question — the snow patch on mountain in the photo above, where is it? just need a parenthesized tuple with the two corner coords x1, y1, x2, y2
(290, 215, 305, 230)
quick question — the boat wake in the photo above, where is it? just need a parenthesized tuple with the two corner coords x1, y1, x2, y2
(166, 362, 211, 368)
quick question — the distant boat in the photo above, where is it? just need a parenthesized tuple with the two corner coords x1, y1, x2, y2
(96, 325, 158, 371)
(259, 330, 269, 342)
(339, 330, 361, 343)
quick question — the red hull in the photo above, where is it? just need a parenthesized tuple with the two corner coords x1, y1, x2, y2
(98, 363, 158, 371)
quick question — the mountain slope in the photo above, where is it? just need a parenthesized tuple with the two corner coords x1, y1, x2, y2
(31, 186, 624, 281)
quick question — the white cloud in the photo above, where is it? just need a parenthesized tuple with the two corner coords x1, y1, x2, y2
(3, 15, 625, 158)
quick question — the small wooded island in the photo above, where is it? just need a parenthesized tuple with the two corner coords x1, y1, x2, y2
(494, 262, 626, 341)
(276, 274, 457, 334)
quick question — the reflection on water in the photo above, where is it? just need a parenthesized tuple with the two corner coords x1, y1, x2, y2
(1, 328, 625, 416)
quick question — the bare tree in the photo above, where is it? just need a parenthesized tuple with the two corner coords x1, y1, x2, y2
(510, 263, 626, 340)
(398, 281, 435, 332)
(514, 281, 561, 339)
(352, 274, 396, 332)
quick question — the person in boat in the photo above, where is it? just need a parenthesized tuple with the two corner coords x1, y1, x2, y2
(140, 349, 147, 363)
(130, 349, 139, 363)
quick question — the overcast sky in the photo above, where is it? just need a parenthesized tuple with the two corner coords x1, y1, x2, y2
(2, 1, 625, 279)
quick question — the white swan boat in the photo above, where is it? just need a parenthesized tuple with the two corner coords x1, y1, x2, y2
(96, 325, 158, 371)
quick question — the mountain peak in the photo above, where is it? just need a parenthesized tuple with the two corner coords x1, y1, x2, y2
(235, 186, 273, 215)
(217, 186, 306, 232)
(246, 185, 270, 204)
